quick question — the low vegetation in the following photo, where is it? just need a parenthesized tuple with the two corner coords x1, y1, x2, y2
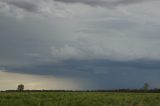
(0, 92, 160, 106)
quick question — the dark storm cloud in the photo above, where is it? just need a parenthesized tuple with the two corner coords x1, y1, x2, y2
(0, 0, 151, 14)
(7, 1, 38, 12)
(0, 0, 39, 13)
(54, 0, 148, 6)
(3, 59, 160, 89)
(1, 0, 160, 89)
(4, 59, 160, 75)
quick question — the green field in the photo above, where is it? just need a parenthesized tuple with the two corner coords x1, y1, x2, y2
(0, 92, 160, 106)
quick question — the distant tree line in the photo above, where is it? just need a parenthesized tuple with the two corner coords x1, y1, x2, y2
(3, 89, 160, 93)
(1, 83, 160, 93)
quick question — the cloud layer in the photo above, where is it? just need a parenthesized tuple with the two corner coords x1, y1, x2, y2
(54, 0, 148, 6)
(0, 0, 160, 89)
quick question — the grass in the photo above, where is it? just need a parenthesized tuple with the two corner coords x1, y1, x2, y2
(0, 92, 160, 106)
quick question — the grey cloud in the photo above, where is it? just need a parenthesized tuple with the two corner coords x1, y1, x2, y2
(54, 0, 148, 6)
(7, 1, 38, 12)
(0, 0, 39, 13)
(0, 12, 79, 66)
(0, 0, 85, 18)
(0, 0, 151, 14)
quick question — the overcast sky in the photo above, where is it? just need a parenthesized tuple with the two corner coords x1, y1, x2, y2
(0, 0, 160, 90)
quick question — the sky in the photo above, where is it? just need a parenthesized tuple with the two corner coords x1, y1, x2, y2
(0, 0, 160, 90)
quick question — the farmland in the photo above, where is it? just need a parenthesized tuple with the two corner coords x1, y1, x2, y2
(0, 92, 160, 106)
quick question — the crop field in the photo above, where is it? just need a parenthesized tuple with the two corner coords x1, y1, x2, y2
(0, 92, 160, 106)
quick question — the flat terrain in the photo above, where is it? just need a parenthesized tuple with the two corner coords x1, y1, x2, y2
(0, 92, 160, 106)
